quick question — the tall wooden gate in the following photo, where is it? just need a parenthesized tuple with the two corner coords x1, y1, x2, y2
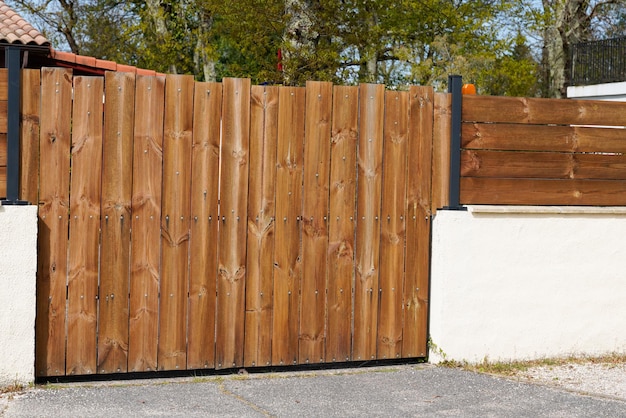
(14, 68, 435, 377)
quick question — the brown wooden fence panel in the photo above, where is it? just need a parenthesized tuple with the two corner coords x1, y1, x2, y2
(378, 90, 408, 360)
(244, 85, 279, 368)
(20, 69, 41, 204)
(187, 81, 221, 370)
(326, 85, 358, 363)
(462, 95, 626, 126)
(461, 150, 626, 180)
(461, 177, 626, 206)
(271, 86, 305, 366)
(36, 67, 72, 377)
(30, 72, 435, 377)
(460, 95, 626, 206)
(99, 71, 135, 373)
(462, 123, 626, 153)
(403, 86, 434, 358)
(216, 78, 251, 369)
(0, 69, 6, 99)
(300, 81, 332, 364)
(354, 83, 384, 362)
(432, 93, 451, 212)
(129, 75, 165, 372)
(0, 102, 6, 132)
(66, 76, 104, 375)
(158, 75, 194, 371)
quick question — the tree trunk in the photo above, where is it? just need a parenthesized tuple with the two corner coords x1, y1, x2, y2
(145, 0, 178, 74)
(195, 14, 217, 82)
(283, 0, 317, 85)
(541, 0, 595, 97)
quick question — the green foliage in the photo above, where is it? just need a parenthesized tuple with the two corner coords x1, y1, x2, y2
(9, 0, 623, 95)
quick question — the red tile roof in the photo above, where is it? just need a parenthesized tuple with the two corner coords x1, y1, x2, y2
(48, 48, 165, 76)
(0, 1, 164, 76)
(0, 1, 49, 45)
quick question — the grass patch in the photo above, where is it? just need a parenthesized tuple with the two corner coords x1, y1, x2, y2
(1, 382, 25, 395)
(441, 353, 626, 377)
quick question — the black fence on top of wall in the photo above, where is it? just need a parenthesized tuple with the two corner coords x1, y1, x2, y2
(570, 36, 626, 86)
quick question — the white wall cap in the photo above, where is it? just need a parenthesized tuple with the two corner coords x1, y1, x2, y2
(466, 205, 626, 215)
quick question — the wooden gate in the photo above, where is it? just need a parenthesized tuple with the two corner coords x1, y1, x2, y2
(12, 68, 436, 377)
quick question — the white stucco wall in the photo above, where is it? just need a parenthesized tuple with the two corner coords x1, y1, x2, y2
(430, 206, 626, 364)
(0, 205, 38, 387)
(567, 81, 626, 101)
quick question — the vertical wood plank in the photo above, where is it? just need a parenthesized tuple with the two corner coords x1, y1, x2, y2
(432, 93, 451, 213)
(244, 85, 279, 368)
(159, 75, 194, 371)
(129, 75, 165, 372)
(36, 67, 72, 377)
(377, 90, 408, 360)
(187, 82, 221, 369)
(99, 71, 135, 373)
(326, 85, 358, 363)
(0, 69, 6, 100)
(20, 69, 40, 204)
(271, 87, 305, 366)
(66, 76, 103, 375)
(300, 81, 332, 364)
(216, 78, 251, 369)
(353, 83, 384, 362)
(404, 86, 434, 358)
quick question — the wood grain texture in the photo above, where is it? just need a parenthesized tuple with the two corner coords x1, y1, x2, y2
(461, 177, 626, 206)
(463, 95, 626, 126)
(36, 67, 72, 377)
(326, 85, 358, 363)
(158, 75, 194, 371)
(272, 87, 305, 366)
(0, 164, 4, 196)
(432, 93, 451, 212)
(0, 134, 5, 165)
(461, 150, 626, 180)
(66, 76, 103, 375)
(20, 69, 41, 204)
(300, 81, 332, 364)
(244, 85, 278, 367)
(129, 75, 165, 372)
(187, 81, 221, 370)
(462, 123, 626, 153)
(99, 71, 135, 374)
(377, 90, 408, 360)
(353, 84, 384, 362)
(216, 78, 251, 369)
(0, 101, 6, 133)
(0, 69, 7, 100)
(403, 86, 433, 358)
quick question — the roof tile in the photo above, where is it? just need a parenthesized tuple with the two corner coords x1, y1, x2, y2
(52, 50, 76, 63)
(116, 64, 137, 74)
(95, 59, 117, 71)
(75, 55, 97, 67)
(0, 1, 49, 45)
(136, 68, 157, 76)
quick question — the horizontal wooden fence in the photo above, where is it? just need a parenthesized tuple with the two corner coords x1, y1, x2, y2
(20, 68, 434, 377)
(460, 95, 626, 206)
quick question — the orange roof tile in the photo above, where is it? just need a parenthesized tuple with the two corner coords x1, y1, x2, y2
(116, 64, 137, 73)
(0, 1, 49, 45)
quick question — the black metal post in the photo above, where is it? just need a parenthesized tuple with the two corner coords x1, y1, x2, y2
(446, 74, 463, 210)
(3, 46, 28, 205)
